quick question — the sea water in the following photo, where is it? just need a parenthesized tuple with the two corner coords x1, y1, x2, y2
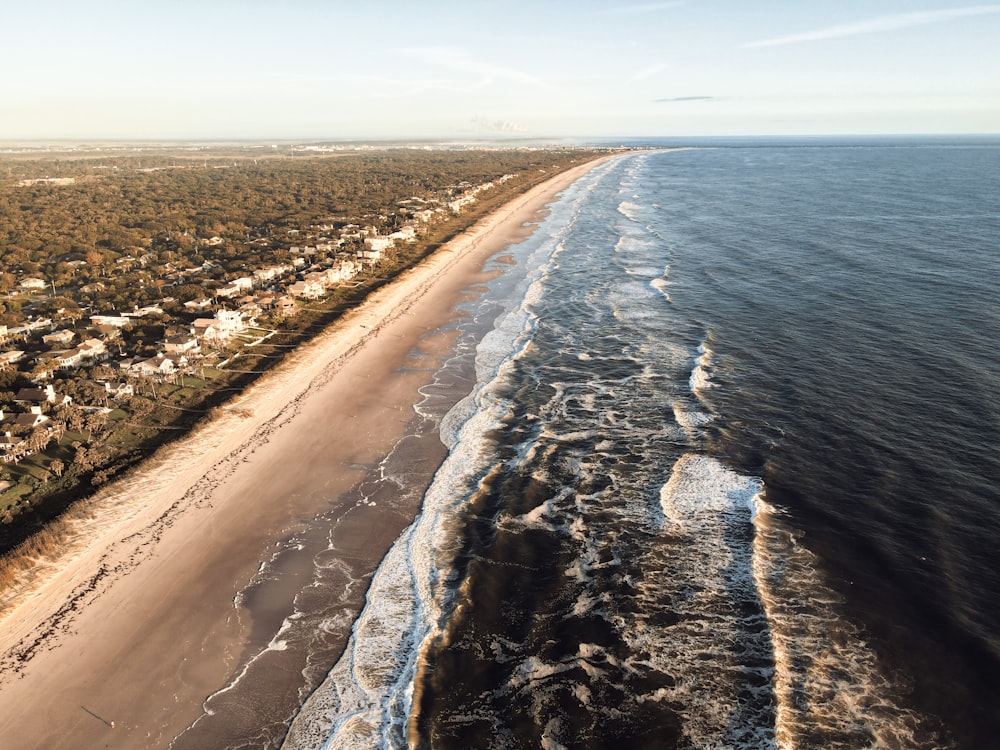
(282, 139, 1000, 749)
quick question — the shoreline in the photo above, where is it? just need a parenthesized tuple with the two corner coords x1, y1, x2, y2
(0, 154, 616, 749)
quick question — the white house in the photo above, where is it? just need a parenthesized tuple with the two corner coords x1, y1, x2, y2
(42, 330, 75, 347)
(0, 351, 25, 368)
(364, 236, 394, 254)
(79, 338, 108, 361)
(191, 310, 245, 342)
(164, 334, 201, 355)
(183, 299, 214, 313)
(0, 432, 27, 463)
(388, 226, 417, 242)
(102, 381, 135, 400)
(287, 279, 324, 300)
(134, 355, 178, 378)
(90, 314, 133, 328)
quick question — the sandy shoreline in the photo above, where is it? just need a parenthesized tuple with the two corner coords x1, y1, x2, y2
(0, 155, 614, 749)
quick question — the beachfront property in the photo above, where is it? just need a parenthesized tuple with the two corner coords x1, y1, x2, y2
(288, 278, 325, 300)
(191, 309, 246, 343)
(253, 264, 294, 285)
(388, 226, 417, 242)
(164, 334, 201, 355)
(133, 353, 182, 378)
(215, 277, 254, 299)
(363, 236, 394, 254)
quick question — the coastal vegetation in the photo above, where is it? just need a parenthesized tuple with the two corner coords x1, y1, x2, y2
(0, 143, 605, 577)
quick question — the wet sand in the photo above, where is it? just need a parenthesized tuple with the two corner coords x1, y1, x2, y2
(0, 155, 613, 749)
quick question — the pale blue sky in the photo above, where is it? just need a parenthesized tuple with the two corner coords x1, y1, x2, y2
(2, 0, 998, 140)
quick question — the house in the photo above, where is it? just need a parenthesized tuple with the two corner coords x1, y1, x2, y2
(0, 351, 25, 368)
(389, 226, 417, 242)
(162, 352, 189, 371)
(15, 406, 49, 429)
(164, 334, 201, 355)
(127, 305, 164, 318)
(93, 324, 123, 342)
(134, 354, 178, 378)
(15, 384, 68, 406)
(304, 270, 333, 288)
(191, 309, 245, 343)
(20, 277, 47, 290)
(0, 432, 27, 463)
(325, 259, 359, 284)
(42, 329, 75, 347)
(90, 314, 133, 329)
(102, 381, 134, 400)
(287, 279, 324, 300)
(363, 236, 394, 254)
(79, 338, 108, 361)
(216, 282, 243, 299)
(26, 318, 54, 333)
(47, 348, 86, 369)
(254, 265, 292, 285)
(275, 296, 298, 317)
(183, 299, 213, 313)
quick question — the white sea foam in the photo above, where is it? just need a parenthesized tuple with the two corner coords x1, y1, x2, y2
(750, 495, 951, 749)
(280, 155, 619, 750)
(648, 454, 775, 749)
(689, 341, 715, 394)
(617, 200, 643, 223)
(650, 276, 671, 302)
(671, 402, 714, 430)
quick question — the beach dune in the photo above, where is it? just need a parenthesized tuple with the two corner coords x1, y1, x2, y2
(0, 156, 610, 749)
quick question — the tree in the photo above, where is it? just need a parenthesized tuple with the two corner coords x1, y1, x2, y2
(49, 459, 64, 478)
(73, 445, 94, 471)
(26, 426, 51, 454)
(83, 411, 107, 442)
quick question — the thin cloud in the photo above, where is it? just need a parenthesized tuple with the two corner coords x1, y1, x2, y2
(655, 96, 717, 102)
(401, 46, 547, 88)
(746, 5, 1000, 48)
(631, 63, 669, 81)
(595, 2, 684, 14)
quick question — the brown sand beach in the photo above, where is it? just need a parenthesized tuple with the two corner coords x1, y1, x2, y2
(0, 155, 615, 749)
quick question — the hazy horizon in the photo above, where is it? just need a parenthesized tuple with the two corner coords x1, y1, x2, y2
(4, 1, 998, 141)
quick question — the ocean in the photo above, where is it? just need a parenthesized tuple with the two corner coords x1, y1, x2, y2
(271, 139, 1000, 749)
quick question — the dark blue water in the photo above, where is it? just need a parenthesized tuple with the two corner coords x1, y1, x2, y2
(287, 140, 1000, 749)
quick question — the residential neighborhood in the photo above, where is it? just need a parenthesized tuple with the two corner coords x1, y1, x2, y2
(0, 147, 589, 512)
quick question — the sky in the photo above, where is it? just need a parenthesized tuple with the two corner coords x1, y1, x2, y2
(2, 0, 998, 141)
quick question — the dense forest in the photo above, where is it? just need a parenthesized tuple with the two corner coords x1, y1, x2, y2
(0, 146, 591, 316)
